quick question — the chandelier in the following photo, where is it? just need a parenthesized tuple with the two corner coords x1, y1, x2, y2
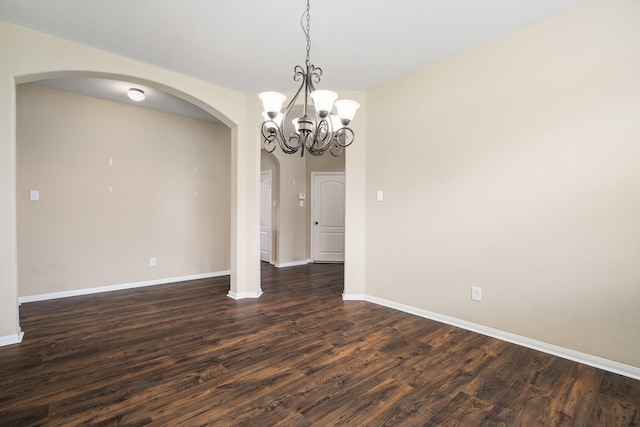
(259, 0, 360, 157)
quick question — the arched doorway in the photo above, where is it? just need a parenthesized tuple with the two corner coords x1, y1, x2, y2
(15, 76, 233, 303)
(0, 63, 261, 345)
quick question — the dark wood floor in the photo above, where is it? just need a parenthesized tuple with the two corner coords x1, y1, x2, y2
(1, 263, 639, 426)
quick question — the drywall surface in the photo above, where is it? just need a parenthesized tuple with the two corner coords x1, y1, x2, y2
(365, 0, 640, 367)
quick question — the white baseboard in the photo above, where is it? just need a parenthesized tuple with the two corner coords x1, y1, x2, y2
(18, 270, 231, 304)
(16, 273, 638, 380)
(227, 290, 263, 300)
(0, 331, 24, 347)
(274, 260, 310, 268)
(365, 294, 640, 381)
(342, 293, 366, 301)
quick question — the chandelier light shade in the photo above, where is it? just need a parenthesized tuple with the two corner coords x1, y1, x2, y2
(259, 92, 286, 116)
(259, 0, 359, 157)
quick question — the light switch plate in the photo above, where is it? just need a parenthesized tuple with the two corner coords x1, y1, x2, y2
(29, 190, 39, 201)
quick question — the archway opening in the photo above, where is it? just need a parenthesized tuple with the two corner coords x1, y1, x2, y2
(15, 72, 236, 309)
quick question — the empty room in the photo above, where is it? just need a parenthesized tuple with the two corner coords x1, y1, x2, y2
(1, 0, 639, 425)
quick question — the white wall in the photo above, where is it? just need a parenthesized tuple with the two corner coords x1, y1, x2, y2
(365, 0, 640, 368)
(17, 84, 231, 297)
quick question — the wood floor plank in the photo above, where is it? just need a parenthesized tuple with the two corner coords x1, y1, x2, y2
(464, 342, 539, 405)
(1, 262, 638, 425)
(591, 393, 640, 427)
(425, 391, 495, 427)
(598, 371, 640, 409)
(309, 376, 415, 426)
(490, 379, 556, 426)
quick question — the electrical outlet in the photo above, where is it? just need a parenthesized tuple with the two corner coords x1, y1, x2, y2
(471, 286, 482, 301)
(149, 257, 157, 266)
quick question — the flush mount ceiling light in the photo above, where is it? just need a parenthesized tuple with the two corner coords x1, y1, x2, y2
(259, 0, 359, 157)
(127, 88, 145, 102)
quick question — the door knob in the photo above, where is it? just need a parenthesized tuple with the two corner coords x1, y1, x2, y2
(314, 221, 319, 225)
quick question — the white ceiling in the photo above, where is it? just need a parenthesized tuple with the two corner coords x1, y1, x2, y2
(0, 0, 588, 119)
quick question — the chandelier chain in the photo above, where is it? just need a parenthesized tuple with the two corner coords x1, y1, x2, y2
(304, 0, 311, 66)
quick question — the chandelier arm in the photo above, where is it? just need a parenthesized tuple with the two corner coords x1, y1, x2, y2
(273, 124, 304, 154)
(281, 132, 303, 154)
(308, 64, 322, 86)
(306, 142, 330, 156)
(261, 121, 282, 153)
(261, 118, 302, 155)
(289, 66, 307, 108)
(329, 140, 344, 157)
(265, 71, 306, 154)
(282, 68, 306, 120)
(303, 70, 309, 118)
(261, 122, 287, 155)
(293, 65, 306, 82)
(306, 128, 333, 156)
(307, 142, 332, 156)
(313, 118, 334, 147)
(309, 148, 330, 156)
(334, 127, 356, 148)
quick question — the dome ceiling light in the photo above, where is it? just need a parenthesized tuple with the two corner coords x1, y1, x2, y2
(127, 88, 145, 102)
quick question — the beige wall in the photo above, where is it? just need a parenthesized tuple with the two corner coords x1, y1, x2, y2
(17, 84, 230, 296)
(365, 0, 640, 367)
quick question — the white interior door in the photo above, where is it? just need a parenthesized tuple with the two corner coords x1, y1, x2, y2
(312, 172, 345, 262)
(260, 170, 272, 262)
